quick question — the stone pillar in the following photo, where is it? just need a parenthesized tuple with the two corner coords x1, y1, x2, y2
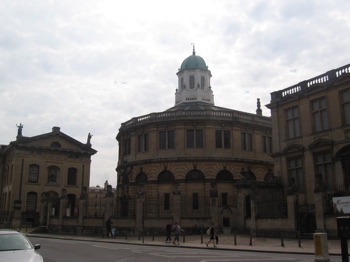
(314, 233, 330, 262)
(47, 202, 52, 227)
(136, 196, 145, 232)
(40, 203, 46, 225)
(79, 199, 86, 225)
(11, 200, 22, 229)
(59, 198, 67, 225)
(210, 197, 218, 226)
(173, 194, 181, 224)
(235, 188, 246, 232)
(314, 192, 325, 231)
(104, 197, 114, 220)
(250, 196, 257, 236)
(287, 194, 296, 230)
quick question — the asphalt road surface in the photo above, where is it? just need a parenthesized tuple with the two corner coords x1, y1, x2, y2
(28, 236, 343, 262)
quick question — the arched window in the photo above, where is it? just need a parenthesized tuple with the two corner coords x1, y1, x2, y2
(28, 164, 39, 183)
(186, 170, 205, 180)
(158, 171, 174, 182)
(26, 192, 37, 211)
(50, 141, 61, 148)
(216, 170, 233, 181)
(136, 172, 148, 183)
(201, 76, 205, 89)
(67, 167, 77, 185)
(189, 76, 195, 89)
(47, 166, 59, 183)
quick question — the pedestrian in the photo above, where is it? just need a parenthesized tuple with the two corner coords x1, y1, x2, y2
(162, 222, 173, 243)
(105, 218, 113, 237)
(206, 223, 217, 247)
(172, 222, 184, 245)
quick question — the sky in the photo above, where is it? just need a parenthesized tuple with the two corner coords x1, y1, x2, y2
(1, 0, 350, 187)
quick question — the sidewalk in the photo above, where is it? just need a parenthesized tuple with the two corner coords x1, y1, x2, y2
(23, 229, 346, 256)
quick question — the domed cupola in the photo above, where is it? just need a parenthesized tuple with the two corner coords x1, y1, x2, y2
(175, 46, 214, 106)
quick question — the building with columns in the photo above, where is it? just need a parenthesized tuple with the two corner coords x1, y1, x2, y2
(115, 48, 278, 235)
(267, 63, 350, 237)
(0, 126, 96, 229)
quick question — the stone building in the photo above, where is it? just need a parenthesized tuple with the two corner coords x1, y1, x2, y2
(266, 63, 350, 237)
(115, 49, 277, 235)
(0, 126, 96, 229)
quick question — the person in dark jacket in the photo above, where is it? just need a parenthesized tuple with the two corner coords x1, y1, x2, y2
(105, 218, 113, 237)
(206, 223, 217, 247)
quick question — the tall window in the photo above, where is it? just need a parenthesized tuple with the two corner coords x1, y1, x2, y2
(241, 132, 253, 151)
(311, 97, 329, 132)
(288, 157, 304, 191)
(192, 193, 199, 210)
(164, 193, 170, 210)
(315, 152, 334, 188)
(26, 192, 37, 211)
(340, 89, 350, 125)
(138, 134, 149, 152)
(190, 76, 195, 89)
(216, 130, 231, 149)
(123, 138, 131, 155)
(262, 136, 272, 153)
(187, 129, 203, 148)
(201, 76, 205, 89)
(285, 106, 300, 139)
(28, 164, 39, 183)
(67, 167, 77, 186)
(159, 131, 174, 150)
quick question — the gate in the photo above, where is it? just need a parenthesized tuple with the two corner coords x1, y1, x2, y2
(297, 204, 316, 235)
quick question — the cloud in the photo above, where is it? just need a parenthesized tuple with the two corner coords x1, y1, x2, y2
(1, 0, 350, 186)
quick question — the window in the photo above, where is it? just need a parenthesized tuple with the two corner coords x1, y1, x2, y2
(340, 89, 350, 125)
(262, 136, 272, 153)
(26, 192, 37, 211)
(48, 166, 59, 183)
(190, 76, 195, 89)
(241, 132, 253, 151)
(67, 167, 77, 186)
(216, 130, 231, 149)
(50, 141, 61, 148)
(138, 134, 149, 152)
(201, 76, 205, 89)
(221, 193, 228, 206)
(28, 164, 39, 183)
(315, 152, 334, 187)
(187, 129, 203, 148)
(123, 138, 131, 155)
(164, 193, 170, 210)
(311, 97, 329, 132)
(192, 193, 199, 210)
(285, 106, 300, 139)
(288, 157, 304, 191)
(159, 131, 174, 150)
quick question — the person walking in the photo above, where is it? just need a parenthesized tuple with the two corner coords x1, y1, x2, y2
(105, 218, 113, 238)
(172, 222, 184, 245)
(206, 223, 217, 247)
(162, 222, 173, 243)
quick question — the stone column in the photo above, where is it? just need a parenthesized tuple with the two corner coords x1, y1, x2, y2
(105, 196, 114, 220)
(235, 188, 245, 232)
(314, 192, 325, 231)
(79, 199, 86, 225)
(59, 198, 67, 225)
(136, 196, 145, 232)
(39, 203, 46, 225)
(287, 194, 296, 230)
(210, 197, 218, 225)
(11, 200, 22, 229)
(250, 196, 257, 237)
(173, 193, 181, 224)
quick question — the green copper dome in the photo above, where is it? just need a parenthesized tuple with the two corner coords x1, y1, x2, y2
(179, 50, 208, 71)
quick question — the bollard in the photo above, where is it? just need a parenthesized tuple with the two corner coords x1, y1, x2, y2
(280, 232, 284, 247)
(138, 231, 141, 240)
(298, 231, 301, 247)
(234, 231, 237, 245)
(142, 231, 144, 244)
(313, 233, 330, 262)
(201, 229, 203, 244)
(249, 234, 252, 246)
(183, 232, 185, 243)
(152, 231, 154, 241)
(125, 232, 127, 240)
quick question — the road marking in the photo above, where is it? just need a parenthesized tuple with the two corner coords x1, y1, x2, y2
(91, 244, 131, 250)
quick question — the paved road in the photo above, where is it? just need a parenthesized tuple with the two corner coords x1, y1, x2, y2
(29, 236, 343, 262)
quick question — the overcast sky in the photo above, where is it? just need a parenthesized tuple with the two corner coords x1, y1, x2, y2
(1, 0, 350, 187)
